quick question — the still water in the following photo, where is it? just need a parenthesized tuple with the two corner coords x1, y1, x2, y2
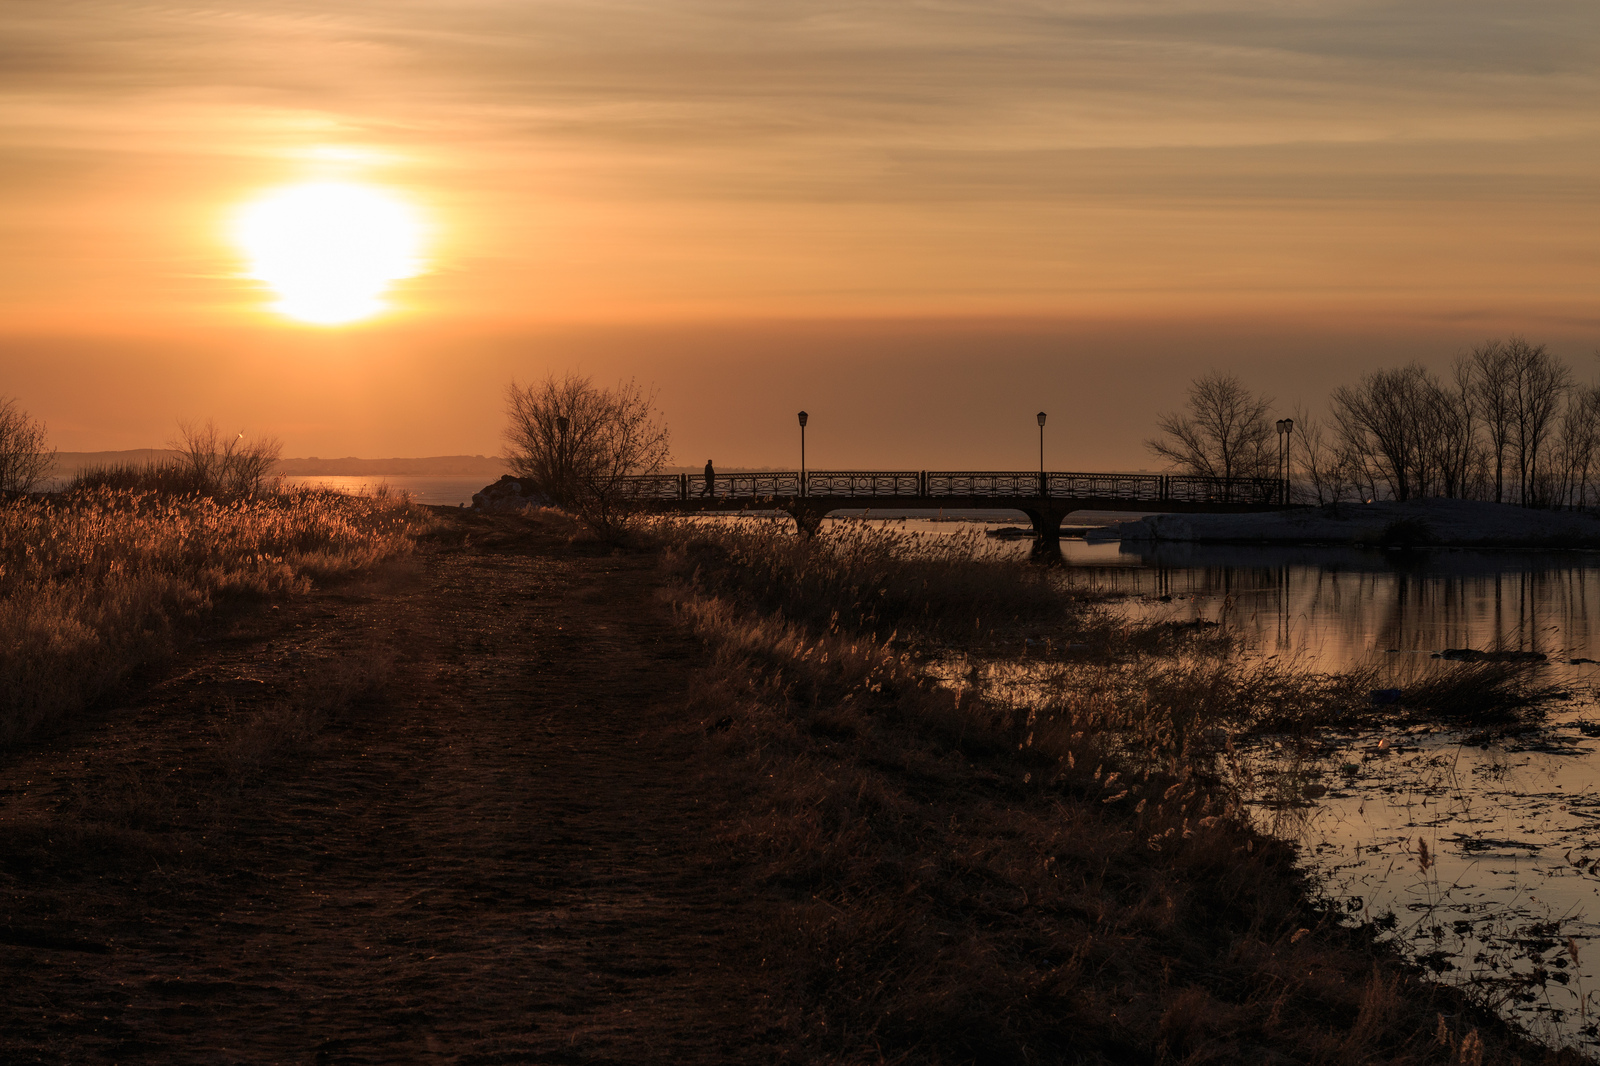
(284, 474, 489, 506)
(832, 516, 1599, 1051)
(1106, 543, 1600, 1054)
(970, 525, 1600, 1054)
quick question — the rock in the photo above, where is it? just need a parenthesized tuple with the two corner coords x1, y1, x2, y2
(1438, 648, 1546, 663)
(471, 475, 552, 512)
(1369, 687, 1403, 706)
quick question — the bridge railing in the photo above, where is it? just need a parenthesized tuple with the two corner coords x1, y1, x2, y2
(805, 471, 922, 497)
(610, 474, 687, 500)
(1046, 471, 1164, 500)
(611, 470, 1286, 504)
(925, 471, 1038, 497)
(1164, 475, 1281, 505)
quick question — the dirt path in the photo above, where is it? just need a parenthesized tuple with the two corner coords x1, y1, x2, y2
(0, 512, 778, 1064)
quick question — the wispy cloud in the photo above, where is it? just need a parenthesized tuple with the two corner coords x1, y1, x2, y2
(1, 0, 1597, 323)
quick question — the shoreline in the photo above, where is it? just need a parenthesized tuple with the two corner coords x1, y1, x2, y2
(1115, 497, 1600, 549)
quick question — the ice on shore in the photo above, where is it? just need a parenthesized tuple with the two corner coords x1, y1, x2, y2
(1115, 498, 1600, 547)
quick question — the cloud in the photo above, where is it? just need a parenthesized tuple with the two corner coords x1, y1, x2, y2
(1, 0, 1597, 326)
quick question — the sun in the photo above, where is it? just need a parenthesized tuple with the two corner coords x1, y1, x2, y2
(233, 182, 427, 325)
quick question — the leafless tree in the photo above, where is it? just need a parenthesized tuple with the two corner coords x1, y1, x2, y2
(0, 397, 54, 496)
(504, 374, 672, 536)
(171, 421, 282, 497)
(1145, 371, 1275, 482)
(1547, 385, 1600, 509)
(1286, 407, 1354, 505)
(1503, 338, 1571, 506)
(1330, 365, 1438, 501)
(1429, 357, 1479, 498)
(1468, 341, 1517, 503)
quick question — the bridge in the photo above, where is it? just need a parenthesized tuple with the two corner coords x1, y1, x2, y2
(614, 470, 1290, 544)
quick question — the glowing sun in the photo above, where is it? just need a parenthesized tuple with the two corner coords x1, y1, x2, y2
(234, 182, 426, 325)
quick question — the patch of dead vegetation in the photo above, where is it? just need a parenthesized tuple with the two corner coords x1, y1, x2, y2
(663, 518, 1585, 1064)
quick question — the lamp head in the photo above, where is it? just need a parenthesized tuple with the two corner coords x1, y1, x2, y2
(798, 411, 808, 427)
(1037, 411, 1047, 427)
(556, 416, 569, 433)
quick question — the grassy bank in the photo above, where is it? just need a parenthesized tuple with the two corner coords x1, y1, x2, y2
(0, 486, 428, 744)
(659, 518, 1580, 1064)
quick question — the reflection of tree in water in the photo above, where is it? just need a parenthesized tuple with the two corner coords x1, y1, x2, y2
(1084, 550, 1600, 673)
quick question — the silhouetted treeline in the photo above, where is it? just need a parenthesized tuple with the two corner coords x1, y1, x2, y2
(1150, 339, 1600, 508)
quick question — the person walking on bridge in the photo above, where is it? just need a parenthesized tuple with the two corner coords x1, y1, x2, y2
(701, 459, 714, 497)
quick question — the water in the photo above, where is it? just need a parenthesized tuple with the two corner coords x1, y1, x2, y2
(839, 519, 1600, 1052)
(284, 474, 491, 507)
(1052, 539, 1600, 1054)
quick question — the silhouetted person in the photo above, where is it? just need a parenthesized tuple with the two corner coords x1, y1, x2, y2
(701, 459, 714, 497)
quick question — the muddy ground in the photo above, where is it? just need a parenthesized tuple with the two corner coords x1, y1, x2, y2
(0, 511, 781, 1064)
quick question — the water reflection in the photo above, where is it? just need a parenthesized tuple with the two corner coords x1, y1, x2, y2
(866, 521, 1600, 1054)
(1070, 542, 1600, 1054)
(1077, 544, 1600, 680)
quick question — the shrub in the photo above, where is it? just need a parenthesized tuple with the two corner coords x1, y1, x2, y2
(0, 397, 53, 496)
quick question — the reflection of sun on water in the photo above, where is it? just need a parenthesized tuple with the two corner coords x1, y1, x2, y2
(234, 182, 426, 325)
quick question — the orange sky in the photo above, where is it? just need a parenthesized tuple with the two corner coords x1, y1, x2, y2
(3, 1, 1598, 467)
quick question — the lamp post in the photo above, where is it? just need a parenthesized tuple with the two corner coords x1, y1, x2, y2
(797, 411, 808, 498)
(1284, 418, 1294, 504)
(1037, 411, 1047, 497)
(1275, 418, 1294, 505)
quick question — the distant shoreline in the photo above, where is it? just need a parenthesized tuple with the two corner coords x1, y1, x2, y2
(51, 453, 816, 479)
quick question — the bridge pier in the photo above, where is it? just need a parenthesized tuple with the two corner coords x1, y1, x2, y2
(1019, 505, 1069, 548)
(785, 503, 829, 537)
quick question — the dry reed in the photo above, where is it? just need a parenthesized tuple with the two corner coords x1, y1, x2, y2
(0, 485, 428, 743)
(657, 517, 1578, 1064)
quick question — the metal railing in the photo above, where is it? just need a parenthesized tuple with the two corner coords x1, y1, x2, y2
(1163, 475, 1281, 505)
(804, 471, 922, 497)
(610, 470, 1287, 504)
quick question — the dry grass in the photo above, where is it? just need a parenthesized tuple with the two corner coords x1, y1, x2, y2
(1398, 660, 1561, 723)
(0, 485, 428, 743)
(660, 517, 1107, 649)
(660, 518, 1581, 1064)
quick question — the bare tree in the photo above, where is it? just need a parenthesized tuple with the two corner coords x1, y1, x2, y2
(1145, 371, 1275, 482)
(0, 398, 54, 496)
(504, 374, 672, 535)
(171, 421, 282, 497)
(1426, 357, 1478, 499)
(1547, 385, 1600, 509)
(1468, 341, 1517, 503)
(1285, 406, 1346, 505)
(1330, 365, 1439, 501)
(1504, 338, 1571, 506)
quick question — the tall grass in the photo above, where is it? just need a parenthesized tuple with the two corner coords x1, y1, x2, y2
(70, 422, 281, 499)
(661, 517, 1122, 649)
(0, 485, 428, 743)
(657, 517, 1576, 1063)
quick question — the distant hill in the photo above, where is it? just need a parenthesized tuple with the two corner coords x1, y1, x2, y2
(275, 456, 510, 476)
(51, 452, 512, 478)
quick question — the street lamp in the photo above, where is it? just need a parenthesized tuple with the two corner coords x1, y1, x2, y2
(1275, 418, 1294, 504)
(1037, 412, 1047, 497)
(797, 411, 808, 497)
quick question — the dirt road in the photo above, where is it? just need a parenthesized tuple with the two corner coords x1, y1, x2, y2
(0, 512, 778, 1064)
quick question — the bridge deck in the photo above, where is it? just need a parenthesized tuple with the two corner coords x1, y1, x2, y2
(615, 470, 1286, 509)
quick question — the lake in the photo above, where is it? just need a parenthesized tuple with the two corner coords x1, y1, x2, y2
(1043, 535, 1600, 1054)
(283, 473, 492, 506)
(822, 516, 1600, 1052)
